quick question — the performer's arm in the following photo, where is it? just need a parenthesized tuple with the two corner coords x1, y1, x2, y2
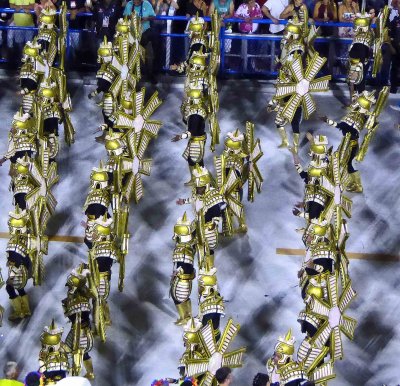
(321, 115, 338, 127)
(171, 131, 191, 142)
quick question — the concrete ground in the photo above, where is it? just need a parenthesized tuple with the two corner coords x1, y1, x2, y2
(0, 72, 399, 386)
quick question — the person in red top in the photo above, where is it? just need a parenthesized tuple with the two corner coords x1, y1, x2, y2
(313, 0, 337, 73)
(313, 0, 337, 34)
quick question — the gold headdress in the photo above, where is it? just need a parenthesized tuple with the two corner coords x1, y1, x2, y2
(8, 206, 29, 234)
(356, 90, 376, 111)
(90, 160, 109, 186)
(98, 36, 113, 58)
(93, 215, 113, 238)
(39, 7, 57, 26)
(192, 164, 211, 188)
(38, 78, 58, 100)
(23, 40, 41, 58)
(188, 46, 208, 71)
(224, 129, 246, 155)
(115, 17, 130, 34)
(354, 12, 371, 28)
(41, 319, 64, 346)
(104, 130, 125, 155)
(174, 212, 195, 240)
(188, 13, 205, 33)
(310, 135, 328, 155)
(183, 317, 202, 346)
(12, 109, 34, 130)
(274, 329, 295, 366)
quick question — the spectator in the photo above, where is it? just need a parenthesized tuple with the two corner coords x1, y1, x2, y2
(0, 362, 23, 386)
(338, 0, 359, 37)
(23, 372, 43, 386)
(209, 0, 234, 54)
(62, 0, 88, 66)
(34, 0, 57, 18)
(92, 0, 123, 41)
(151, 0, 178, 71)
(124, 0, 160, 83)
(55, 376, 91, 386)
(366, 0, 385, 14)
(389, 0, 399, 21)
(9, 0, 34, 27)
(303, 0, 313, 14)
(234, 0, 263, 33)
(7, 0, 35, 59)
(209, 0, 234, 19)
(253, 373, 270, 386)
(124, 0, 155, 31)
(151, 0, 179, 33)
(185, 0, 207, 17)
(152, 0, 179, 20)
(170, 0, 187, 64)
(280, 0, 309, 33)
(280, 0, 307, 20)
(215, 367, 232, 385)
(313, 0, 337, 73)
(64, 0, 87, 29)
(366, 5, 376, 23)
(389, 1, 400, 92)
(0, 0, 12, 59)
(261, 0, 288, 34)
(313, 0, 337, 27)
(234, 0, 263, 71)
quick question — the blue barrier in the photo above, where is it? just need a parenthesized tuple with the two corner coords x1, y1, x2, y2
(0, 8, 364, 77)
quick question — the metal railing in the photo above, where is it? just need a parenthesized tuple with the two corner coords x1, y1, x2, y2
(0, 8, 367, 77)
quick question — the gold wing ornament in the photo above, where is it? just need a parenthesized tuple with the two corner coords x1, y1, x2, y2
(88, 249, 106, 343)
(128, 12, 145, 79)
(372, 6, 390, 78)
(208, 74, 220, 152)
(208, 10, 221, 75)
(304, 24, 320, 59)
(114, 203, 129, 292)
(71, 311, 84, 376)
(328, 134, 353, 240)
(356, 86, 389, 162)
(25, 141, 58, 285)
(50, 67, 75, 145)
(0, 269, 4, 325)
(58, 1, 68, 70)
(244, 121, 263, 202)
(274, 53, 331, 122)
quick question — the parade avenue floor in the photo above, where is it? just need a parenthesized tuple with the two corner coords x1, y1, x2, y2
(0, 73, 399, 386)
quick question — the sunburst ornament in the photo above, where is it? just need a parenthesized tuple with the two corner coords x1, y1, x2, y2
(109, 32, 138, 98)
(115, 88, 162, 203)
(307, 272, 357, 361)
(185, 318, 246, 386)
(275, 53, 331, 122)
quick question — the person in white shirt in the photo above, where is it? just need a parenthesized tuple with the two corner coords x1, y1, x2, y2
(261, 0, 288, 34)
(389, 0, 399, 21)
(56, 377, 91, 386)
